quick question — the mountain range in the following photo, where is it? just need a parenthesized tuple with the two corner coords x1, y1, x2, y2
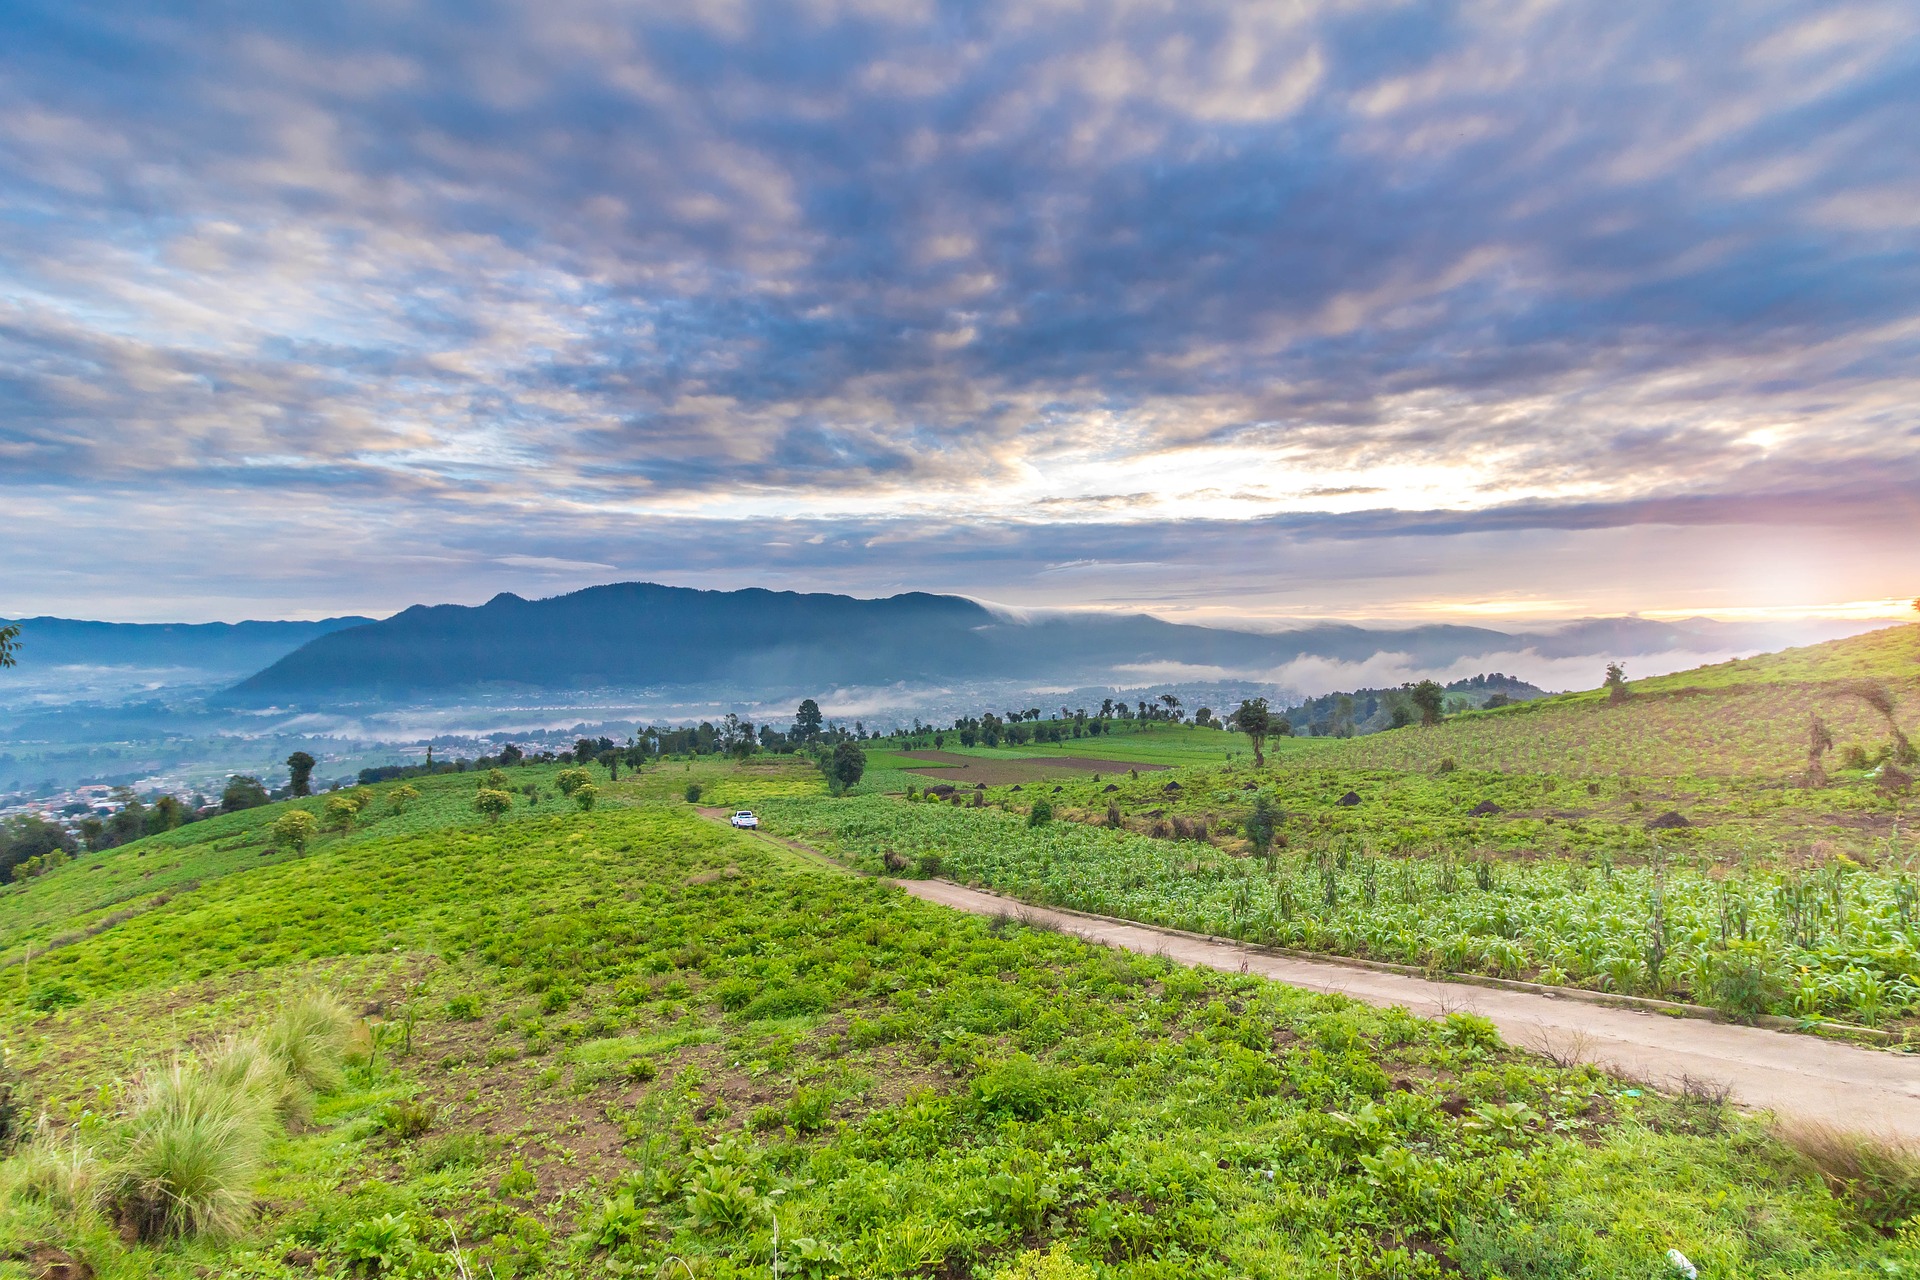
(9, 583, 1874, 709)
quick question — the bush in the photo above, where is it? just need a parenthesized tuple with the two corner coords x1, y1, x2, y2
(556, 768, 593, 797)
(1027, 798, 1053, 827)
(685, 783, 703, 803)
(573, 782, 599, 812)
(1707, 944, 1786, 1022)
(444, 993, 481, 1020)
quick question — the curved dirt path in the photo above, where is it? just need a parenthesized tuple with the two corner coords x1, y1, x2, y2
(898, 878, 1920, 1142)
(702, 812, 1920, 1140)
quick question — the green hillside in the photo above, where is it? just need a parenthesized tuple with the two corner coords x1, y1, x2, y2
(1307, 623, 1920, 779)
(5, 764, 1917, 1276)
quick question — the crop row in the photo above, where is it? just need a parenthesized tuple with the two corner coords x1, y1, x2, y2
(757, 796, 1920, 1026)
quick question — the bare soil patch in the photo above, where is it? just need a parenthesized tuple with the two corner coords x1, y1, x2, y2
(898, 750, 1169, 785)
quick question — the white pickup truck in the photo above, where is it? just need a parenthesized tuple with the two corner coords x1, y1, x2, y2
(729, 810, 759, 829)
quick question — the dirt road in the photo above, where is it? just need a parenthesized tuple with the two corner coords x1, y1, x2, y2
(705, 812, 1920, 1140)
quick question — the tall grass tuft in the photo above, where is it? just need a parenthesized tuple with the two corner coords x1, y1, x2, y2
(261, 990, 355, 1098)
(110, 1058, 273, 1241)
(1, 1118, 104, 1217)
(1775, 1120, 1920, 1232)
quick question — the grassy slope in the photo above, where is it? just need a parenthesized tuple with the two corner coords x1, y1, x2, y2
(1300, 623, 1920, 779)
(5, 771, 1915, 1276)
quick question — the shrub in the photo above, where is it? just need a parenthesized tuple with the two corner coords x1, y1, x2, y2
(387, 783, 420, 814)
(574, 782, 599, 812)
(444, 993, 481, 1021)
(684, 783, 703, 803)
(1706, 944, 1786, 1022)
(556, 768, 593, 797)
(1027, 798, 1053, 827)
(485, 768, 511, 789)
(273, 809, 318, 854)
(1775, 1121, 1920, 1232)
(109, 1058, 273, 1241)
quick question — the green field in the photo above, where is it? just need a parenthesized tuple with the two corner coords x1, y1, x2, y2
(5, 757, 1919, 1275)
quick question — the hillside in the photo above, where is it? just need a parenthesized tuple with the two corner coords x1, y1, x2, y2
(1303, 623, 1920, 779)
(4, 761, 1915, 1276)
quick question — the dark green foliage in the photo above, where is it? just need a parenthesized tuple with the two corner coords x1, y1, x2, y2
(286, 751, 316, 797)
(1027, 797, 1053, 827)
(220, 774, 269, 812)
(825, 741, 866, 793)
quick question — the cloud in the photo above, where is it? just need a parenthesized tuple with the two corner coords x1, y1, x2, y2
(1, 0, 1917, 619)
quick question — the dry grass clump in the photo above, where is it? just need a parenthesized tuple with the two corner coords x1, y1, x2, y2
(1774, 1120, 1920, 1232)
(0, 991, 356, 1246)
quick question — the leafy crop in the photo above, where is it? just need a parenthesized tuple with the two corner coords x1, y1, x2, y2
(762, 795, 1920, 1024)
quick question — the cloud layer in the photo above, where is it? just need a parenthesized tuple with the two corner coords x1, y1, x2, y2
(2, 0, 1916, 620)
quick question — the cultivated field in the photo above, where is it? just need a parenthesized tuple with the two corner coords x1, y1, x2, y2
(6, 767, 1919, 1275)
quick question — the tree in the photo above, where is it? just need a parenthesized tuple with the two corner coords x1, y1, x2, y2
(1410, 680, 1446, 726)
(221, 775, 270, 813)
(555, 768, 593, 797)
(826, 740, 867, 794)
(0, 814, 75, 884)
(1229, 697, 1273, 768)
(1245, 793, 1282, 869)
(1159, 693, 1182, 721)
(794, 699, 824, 744)
(573, 782, 599, 812)
(145, 794, 185, 835)
(474, 788, 513, 823)
(0, 623, 18, 668)
(273, 809, 318, 854)
(286, 751, 316, 798)
(484, 768, 510, 790)
(1604, 662, 1629, 706)
(387, 784, 420, 814)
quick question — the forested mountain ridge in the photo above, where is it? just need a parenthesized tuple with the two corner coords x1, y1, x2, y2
(217, 581, 1834, 706)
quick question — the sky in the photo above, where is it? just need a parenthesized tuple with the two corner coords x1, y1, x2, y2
(2, 0, 1917, 626)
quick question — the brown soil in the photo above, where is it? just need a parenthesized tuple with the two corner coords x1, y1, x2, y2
(897, 751, 1169, 785)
